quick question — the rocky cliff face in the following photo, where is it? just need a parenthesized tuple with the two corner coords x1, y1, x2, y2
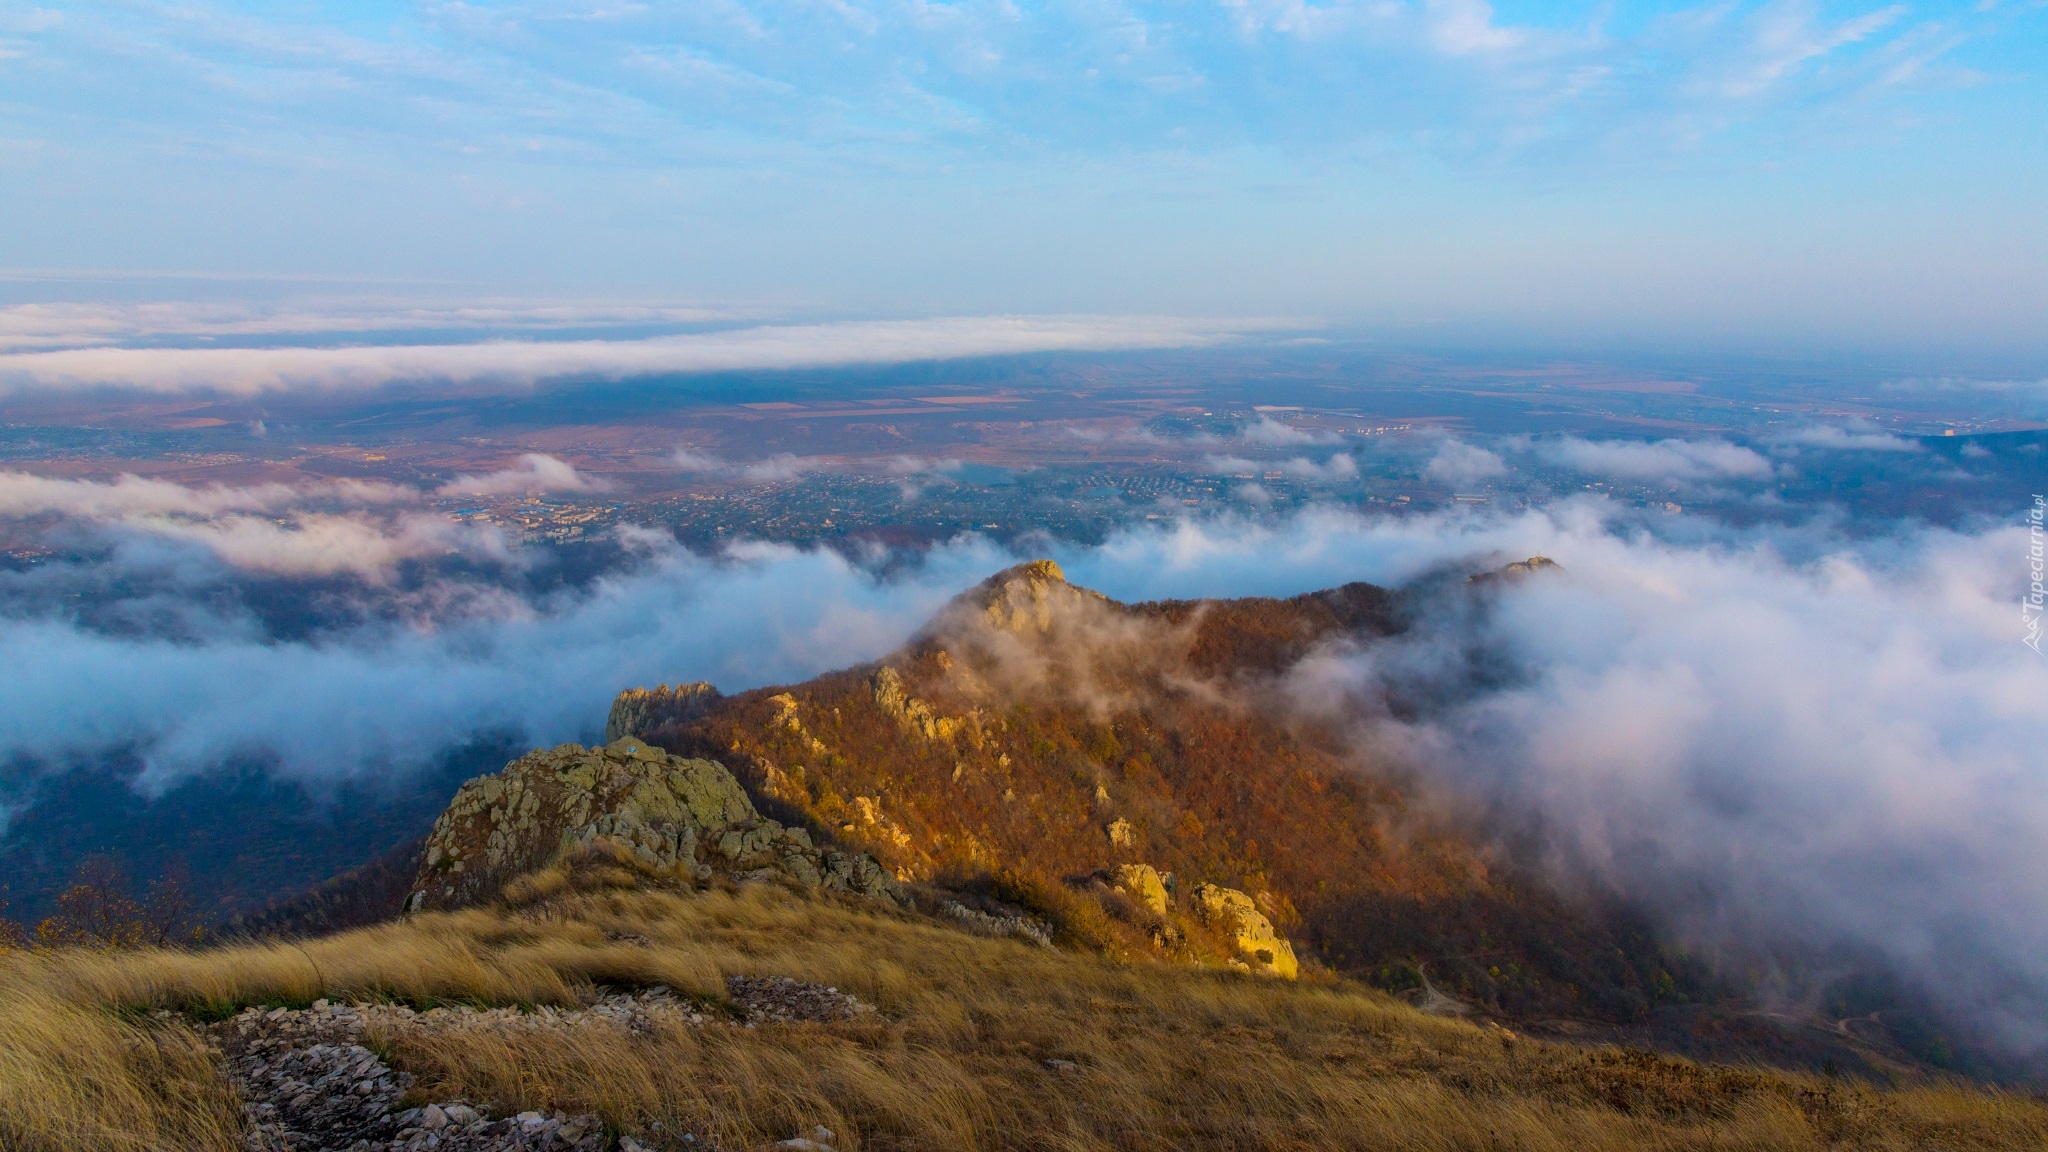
(606, 682, 722, 744)
(405, 738, 902, 913)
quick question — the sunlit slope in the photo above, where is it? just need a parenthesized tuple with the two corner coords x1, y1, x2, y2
(633, 560, 1686, 1024)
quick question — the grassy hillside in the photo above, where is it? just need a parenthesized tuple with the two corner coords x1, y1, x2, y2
(7, 870, 2044, 1152)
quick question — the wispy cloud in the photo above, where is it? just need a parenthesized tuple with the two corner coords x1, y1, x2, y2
(7, 0, 2003, 175)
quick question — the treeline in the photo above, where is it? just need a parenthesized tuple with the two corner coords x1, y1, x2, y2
(0, 854, 205, 952)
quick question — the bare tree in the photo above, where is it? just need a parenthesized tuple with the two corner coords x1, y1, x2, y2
(140, 868, 205, 948)
(35, 854, 147, 949)
(0, 886, 26, 952)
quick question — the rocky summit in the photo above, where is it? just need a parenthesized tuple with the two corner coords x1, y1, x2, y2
(407, 737, 902, 912)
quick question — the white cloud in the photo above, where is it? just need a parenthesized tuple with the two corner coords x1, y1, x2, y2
(1716, 0, 1906, 98)
(0, 469, 516, 577)
(1426, 0, 1524, 56)
(736, 454, 822, 483)
(1304, 513, 2048, 1055)
(1771, 424, 1922, 451)
(670, 447, 727, 471)
(1279, 453, 1359, 481)
(1538, 437, 1774, 483)
(0, 316, 1291, 395)
(1202, 452, 1357, 480)
(666, 447, 826, 483)
(0, 470, 413, 518)
(0, 299, 747, 353)
(437, 454, 605, 497)
(132, 512, 505, 578)
(1424, 440, 1508, 486)
(1240, 417, 1340, 446)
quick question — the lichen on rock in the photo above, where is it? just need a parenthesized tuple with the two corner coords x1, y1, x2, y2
(405, 738, 903, 912)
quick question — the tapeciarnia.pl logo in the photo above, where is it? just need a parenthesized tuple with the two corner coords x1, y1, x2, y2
(2027, 495, 2045, 654)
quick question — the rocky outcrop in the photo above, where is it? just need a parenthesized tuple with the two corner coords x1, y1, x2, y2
(605, 681, 722, 742)
(1111, 864, 1172, 916)
(405, 738, 903, 912)
(1192, 883, 1299, 979)
(1469, 555, 1564, 586)
(970, 559, 1109, 634)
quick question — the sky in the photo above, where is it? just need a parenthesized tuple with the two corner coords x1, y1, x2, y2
(2, 0, 2046, 357)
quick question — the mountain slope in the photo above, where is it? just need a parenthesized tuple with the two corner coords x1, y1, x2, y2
(17, 879, 2046, 1152)
(627, 560, 1683, 1023)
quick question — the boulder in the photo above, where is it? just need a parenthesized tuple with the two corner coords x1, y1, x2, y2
(405, 738, 903, 912)
(1192, 883, 1299, 979)
(1112, 864, 1171, 915)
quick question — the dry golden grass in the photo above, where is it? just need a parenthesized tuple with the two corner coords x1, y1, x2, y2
(4, 875, 2045, 1152)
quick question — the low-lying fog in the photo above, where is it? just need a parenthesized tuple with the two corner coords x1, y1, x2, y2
(3, 484, 2043, 1064)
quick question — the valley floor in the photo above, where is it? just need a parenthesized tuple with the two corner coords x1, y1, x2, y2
(4, 877, 2044, 1152)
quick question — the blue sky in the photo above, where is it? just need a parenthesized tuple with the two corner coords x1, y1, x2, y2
(1, 0, 2044, 355)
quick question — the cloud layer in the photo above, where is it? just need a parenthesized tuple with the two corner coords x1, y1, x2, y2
(0, 315, 1288, 395)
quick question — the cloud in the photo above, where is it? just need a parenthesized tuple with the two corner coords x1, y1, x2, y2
(0, 469, 514, 578)
(667, 447, 826, 483)
(1061, 507, 2048, 1058)
(1537, 437, 1774, 483)
(437, 454, 606, 497)
(670, 448, 727, 472)
(0, 537, 1014, 789)
(737, 454, 821, 483)
(1424, 440, 1508, 486)
(17, 0, 1971, 174)
(0, 470, 415, 518)
(0, 316, 1290, 396)
(1280, 454, 1359, 481)
(130, 512, 505, 579)
(0, 299, 747, 353)
(1426, 0, 1525, 57)
(1240, 417, 1341, 447)
(1771, 424, 1923, 451)
(1203, 453, 1358, 481)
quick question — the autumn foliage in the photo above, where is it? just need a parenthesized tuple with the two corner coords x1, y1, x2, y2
(643, 563, 1691, 1023)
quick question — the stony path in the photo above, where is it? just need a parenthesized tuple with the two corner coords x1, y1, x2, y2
(723, 976, 874, 1025)
(211, 1001, 616, 1151)
(201, 980, 875, 1151)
